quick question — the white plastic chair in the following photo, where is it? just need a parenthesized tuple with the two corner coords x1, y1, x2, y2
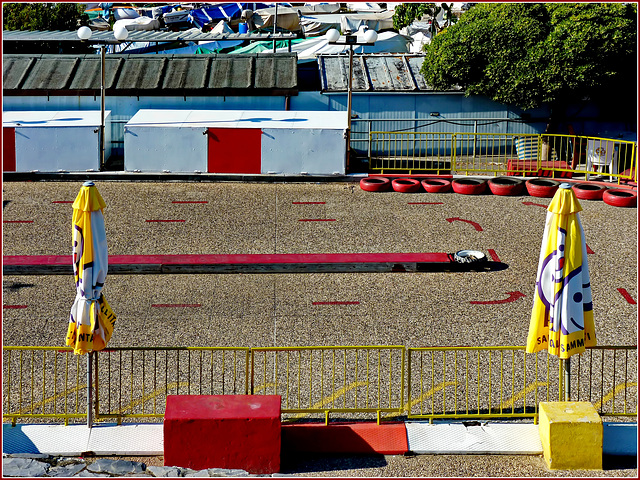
(586, 139, 618, 181)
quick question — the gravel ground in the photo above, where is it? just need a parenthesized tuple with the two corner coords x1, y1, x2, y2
(86, 453, 638, 477)
(2, 179, 638, 477)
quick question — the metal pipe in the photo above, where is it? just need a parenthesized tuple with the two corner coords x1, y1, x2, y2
(564, 358, 571, 401)
(347, 45, 354, 168)
(273, 3, 278, 53)
(87, 352, 93, 428)
(100, 45, 106, 171)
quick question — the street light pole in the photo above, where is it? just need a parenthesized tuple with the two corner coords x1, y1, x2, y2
(78, 25, 128, 172)
(76, 24, 128, 427)
(100, 45, 106, 171)
(326, 28, 377, 172)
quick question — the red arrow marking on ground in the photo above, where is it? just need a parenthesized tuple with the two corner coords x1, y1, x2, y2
(293, 202, 326, 204)
(522, 201, 548, 208)
(172, 201, 208, 204)
(617, 288, 637, 305)
(487, 249, 500, 262)
(446, 217, 483, 232)
(408, 202, 444, 205)
(3, 220, 33, 224)
(470, 291, 525, 305)
(4, 305, 28, 309)
(586, 244, 594, 254)
(299, 219, 336, 222)
(52, 201, 74, 204)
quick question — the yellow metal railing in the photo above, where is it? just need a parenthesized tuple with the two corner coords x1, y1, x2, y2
(3, 345, 636, 425)
(93, 347, 251, 423)
(2, 347, 87, 425)
(369, 132, 638, 184)
(406, 346, 638, 422)
(250, 346, 405, 424)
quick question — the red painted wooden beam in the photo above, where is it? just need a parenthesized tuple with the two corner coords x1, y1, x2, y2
(3, 252, 453, 275)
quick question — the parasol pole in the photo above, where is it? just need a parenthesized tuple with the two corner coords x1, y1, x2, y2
(563, 358, 571, 401)
(87, 352, 93, 428)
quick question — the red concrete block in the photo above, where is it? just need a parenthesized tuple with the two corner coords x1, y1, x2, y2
(281, 422, 408, 455)
(164, 395, 281, 474)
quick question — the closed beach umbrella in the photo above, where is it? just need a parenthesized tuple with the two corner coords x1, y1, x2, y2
(66, 181, 117, 355)
(526, 184, 596, 399)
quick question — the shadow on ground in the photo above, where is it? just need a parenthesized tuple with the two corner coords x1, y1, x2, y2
(280, 453, 387, 474)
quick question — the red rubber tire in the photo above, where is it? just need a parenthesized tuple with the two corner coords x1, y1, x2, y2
(572, 183, 606, 200)
(392, 178, 421, 193)
(451, 178, 487, 195)
(487, 177, 525, 196)
(421, 179, 452, 193)
(602, 189, 637, 208)
(360, 177, 390, 192)
(525, 178, 560, 198)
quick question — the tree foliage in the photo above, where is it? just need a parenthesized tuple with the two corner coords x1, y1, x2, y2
(2, 3, 91, 53)
(393, 3, 456, 36)
(3, 3, 87, 31)
(418, 2, 637, 111)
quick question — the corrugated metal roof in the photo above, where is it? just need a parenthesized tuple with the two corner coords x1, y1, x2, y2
(3, 53, 298, 96)
(317, 54, 460, 92)
(2, 29, 298, 44)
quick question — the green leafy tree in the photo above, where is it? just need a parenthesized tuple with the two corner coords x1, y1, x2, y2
(3, 3, 90, 53)
(393, 3, 457, 37)
(417, 2, 637, 119)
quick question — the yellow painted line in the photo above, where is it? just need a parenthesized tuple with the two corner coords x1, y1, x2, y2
(8, 384, 86, 415)
(112, 381, 191, 414)
(386, 381, 457, 419)
(498, 381, 548, 410)
(594, 382, 638, 410)
(290, 381, 368, 419)
(252, 383, 276, 394)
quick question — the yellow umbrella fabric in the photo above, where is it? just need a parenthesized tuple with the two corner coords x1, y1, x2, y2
(526, 184, 596, 359)
(66, 182, 117, 355)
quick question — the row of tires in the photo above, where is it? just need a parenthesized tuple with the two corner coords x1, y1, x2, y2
(359, 176, 637, 208)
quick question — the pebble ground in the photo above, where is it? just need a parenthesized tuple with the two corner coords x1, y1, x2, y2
(2, 179, 637, 477)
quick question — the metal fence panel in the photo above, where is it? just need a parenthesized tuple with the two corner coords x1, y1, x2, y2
(407, 346, 637, 421)
(94, 347, 251, 422)
(250, 346, 405, 423)
(368, 130, 637, 184)
(4, 345, 636, 424)
(3, 347, 88, 425)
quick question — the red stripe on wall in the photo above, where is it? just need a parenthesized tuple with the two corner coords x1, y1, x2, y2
(3, 127, 16, 172)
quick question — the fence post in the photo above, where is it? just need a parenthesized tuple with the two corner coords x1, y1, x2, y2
(451, 133, 457, 173)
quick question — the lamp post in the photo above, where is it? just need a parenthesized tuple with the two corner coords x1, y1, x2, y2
(77, 26, 128, 428)
(77, 25, 129, 172)
(325, 28, 377, 170)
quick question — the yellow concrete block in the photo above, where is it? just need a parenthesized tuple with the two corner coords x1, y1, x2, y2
(538, 402, 602, 470)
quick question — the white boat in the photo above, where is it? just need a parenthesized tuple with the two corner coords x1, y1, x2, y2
(164, 8, 192, 26)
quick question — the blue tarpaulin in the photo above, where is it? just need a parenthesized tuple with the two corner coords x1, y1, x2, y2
(190, 3, 272, 28)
